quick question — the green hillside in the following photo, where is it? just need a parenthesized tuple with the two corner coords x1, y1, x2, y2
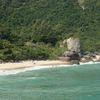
(0, 0, 100, 61)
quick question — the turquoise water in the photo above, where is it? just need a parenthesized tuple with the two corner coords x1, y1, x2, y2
(0, 64, 100, 100)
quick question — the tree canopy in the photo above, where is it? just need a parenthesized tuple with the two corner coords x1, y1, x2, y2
(0, 0, 100, 61)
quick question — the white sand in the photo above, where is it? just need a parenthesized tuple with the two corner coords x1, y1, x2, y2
(0, 55, 99, 70)
(0, 60, 70, 70)
(0, 60, 72, 76)
(0, 60, 100, 76)
(0, 55, 99, 76)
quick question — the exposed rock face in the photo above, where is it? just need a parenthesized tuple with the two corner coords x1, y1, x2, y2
(62, 37, 81, 64)
(62, 51, 80, 64)
(94, 55, 100, 62)
(80, 54, 100, 63)
(62, 37, 100, 64)
(63, 37, 80, 53)
(80, 55, 94, 63)
(78, 0, 86, 10)
(71, 60, 80, 64)
(67, 51, 80, 61)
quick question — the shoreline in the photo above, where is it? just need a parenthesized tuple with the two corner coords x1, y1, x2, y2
(0, 60, 100, 76)
(0, 54, 99, 70)
(0, 60, 71, 76)
(0, 60, 70, 70)
(0, 60, 100, 70)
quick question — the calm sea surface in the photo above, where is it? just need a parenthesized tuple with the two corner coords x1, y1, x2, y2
(0, 63, 100, 100)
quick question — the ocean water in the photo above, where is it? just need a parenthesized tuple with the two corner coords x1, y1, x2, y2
(0, 63, 100, 100)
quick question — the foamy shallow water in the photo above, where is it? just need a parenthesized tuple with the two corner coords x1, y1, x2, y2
(0, 62, 100, 76)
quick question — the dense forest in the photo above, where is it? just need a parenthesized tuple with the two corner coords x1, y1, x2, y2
(0, 0, 100, 62)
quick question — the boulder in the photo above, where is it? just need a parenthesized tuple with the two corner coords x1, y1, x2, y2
(63, 51, 70, 57)
(80, 55, 95, 62)
(80, 57, 89, 63)
(71, 60, 80, 64)
(93, 55, 100, 62)
(62, 51, 80, 64)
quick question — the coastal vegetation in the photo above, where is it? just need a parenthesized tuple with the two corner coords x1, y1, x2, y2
(0, 0, 100, 62)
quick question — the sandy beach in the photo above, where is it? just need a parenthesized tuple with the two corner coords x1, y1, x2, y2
(0, 60, 70, 70)
(0, 60, 99, 76)
(0, 54, 99, 76)
(0, 54, 100, 70)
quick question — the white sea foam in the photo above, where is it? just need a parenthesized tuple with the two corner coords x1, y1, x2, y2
(0, 62, 100, 76)
(80, 61, 100, 65)
(0, 65, 74, 76)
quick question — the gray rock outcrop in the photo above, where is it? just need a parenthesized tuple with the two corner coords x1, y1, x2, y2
(61, 37, 100, 64)
(61, 37, 81, 64)
(78, 0, 86, 10)
(63, 37, 80, 53)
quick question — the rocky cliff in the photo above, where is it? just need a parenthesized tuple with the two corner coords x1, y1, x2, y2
(78, 0, 85, 9)
(63, 37, 80, 53)
(62, 37, 81, 64)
